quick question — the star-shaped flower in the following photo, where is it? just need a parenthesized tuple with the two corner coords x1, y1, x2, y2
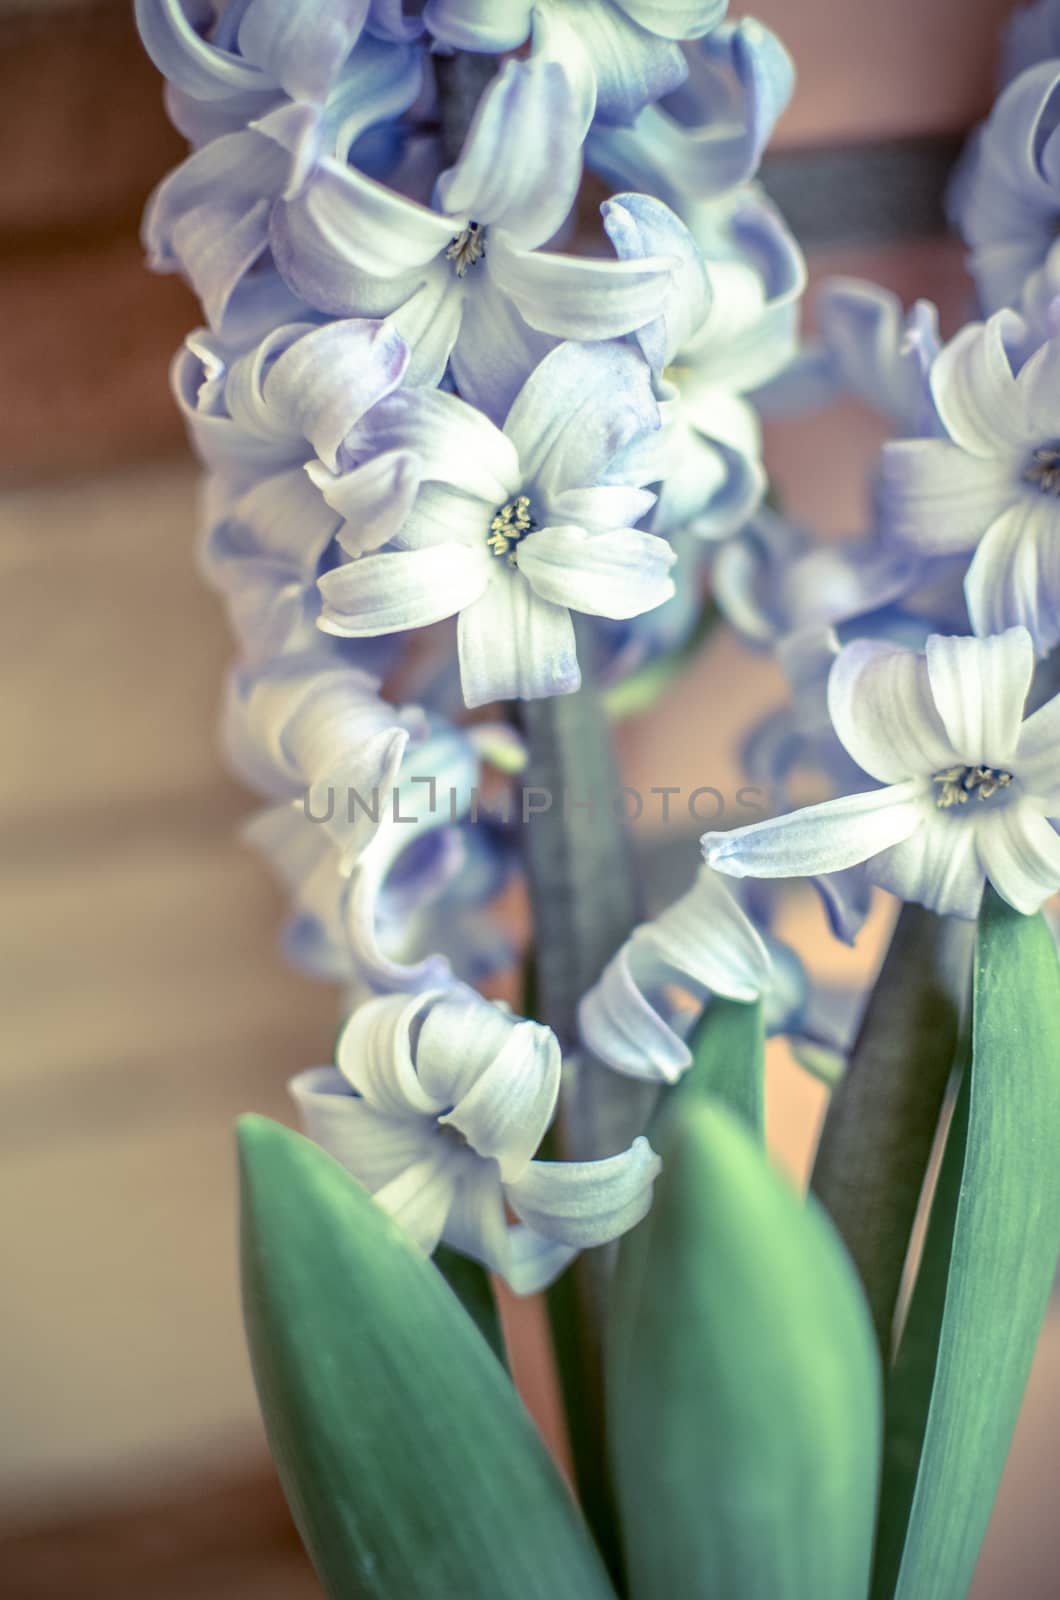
(703, 626, 1060, 920)
(315, 341, 676, 707)
(881, 311, 1060, 657)
(267, 26, 682, 417)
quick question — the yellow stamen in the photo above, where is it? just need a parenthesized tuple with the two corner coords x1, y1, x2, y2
(1025, 445, 1060, 495)
(445, 221, 486, 277)
(487, 495, 536, 565)
(933, 764, 1014, 808)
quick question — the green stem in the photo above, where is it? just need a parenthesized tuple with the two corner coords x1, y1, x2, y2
(518, 623, 646, 1592)
(809, 903, 973, 1359)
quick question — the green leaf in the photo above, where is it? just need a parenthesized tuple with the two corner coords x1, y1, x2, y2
(238, 1116, 617, 1600)
(872, 890, 1060, 1600)
(811, 904, 973, 1354)
(686, 994, 765, 1134)
(433, 1245, 507, 1368)
(608, 1097, 882, 1600)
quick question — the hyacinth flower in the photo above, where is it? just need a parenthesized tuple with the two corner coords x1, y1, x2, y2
(948, 60, 1060, 316)
(225, 659, 514, 992)
(291, 987, 661, 1292)
(422, 0, 730, 124)
(176, 316, 415, 661)
(265, 26, 689, 415)
(590, 20, 805, 544)
(317, 340, 676, 706)
(143, 28, 424, 328)
(704, 626, 1060, 919)
(881, 310, 1060, 656)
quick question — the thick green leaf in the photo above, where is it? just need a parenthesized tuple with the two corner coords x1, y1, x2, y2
(686, 995, 765, 1134)
(238, 1116, 617, 1600)
(609, 1097, 882, 1600)
(873, 890, 1060, 1600)
(811, 904, 973, 1355)
(433, 1245, 507, 1368)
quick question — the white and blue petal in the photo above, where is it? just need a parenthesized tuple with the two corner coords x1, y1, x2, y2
(505, 1137, 662, 1246)
(457, 570, 580, 708)
(319, 543, 491, 636)
(976, 802, 1060, 915)
(924, 627, 1033, 767)
(436, 52, 587, 247)
(516, 525, 675, 619)
(964, 498, 1060, 658)
(827, 638, 959, 783)
(703, 783, 929, 881)
(869, 808, 986, 919)
(879, 438, 1017, 553)
(931, 311, 1033, 459)
(503, 341, 660, 503)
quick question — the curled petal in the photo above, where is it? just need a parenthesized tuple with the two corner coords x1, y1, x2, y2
(421, 0, 532, 51)
(579, 866, 772, 1082)
(621, 0, 728, 41)
(264, 319, 409, 470)
(143, 131, 286, 327)
(356, 387, 521, 505)
(337, 990, 447, 1117)
(236, 0, 371, 104)
(602, 191, 711, 373)
(417, 999, 561, 1180)
(135, 0, 268, 101)
(815, 278, 940, 433)
(289, 1065, 435, 1190)
(572, 2, 686, 124)
(308, 450, 421, 555)
(490, 237, 677, 344)
(270, 154, 455, 295)
(372, 1152, 462, 1255)
(506, 1137, 662, 1248)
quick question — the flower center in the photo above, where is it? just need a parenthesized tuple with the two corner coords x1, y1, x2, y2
(1025, 444, 1060, 494)
(446, 221, 486, 277)
(487, 494, 536, 564)
(933, 764, 1014, 808)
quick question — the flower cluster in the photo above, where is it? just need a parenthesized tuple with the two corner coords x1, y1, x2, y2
(694, 1, 1060, 938)
(139, 0, 806, 1284)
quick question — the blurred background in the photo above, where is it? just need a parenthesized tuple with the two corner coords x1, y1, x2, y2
(2, 0, 1058, 1594)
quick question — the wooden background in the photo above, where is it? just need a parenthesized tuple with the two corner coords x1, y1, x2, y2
(3, 1, 1059, 1595)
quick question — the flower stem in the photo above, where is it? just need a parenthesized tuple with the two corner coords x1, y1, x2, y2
(519, 623, 648, 1590)
(810, 903, 974, 1358)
